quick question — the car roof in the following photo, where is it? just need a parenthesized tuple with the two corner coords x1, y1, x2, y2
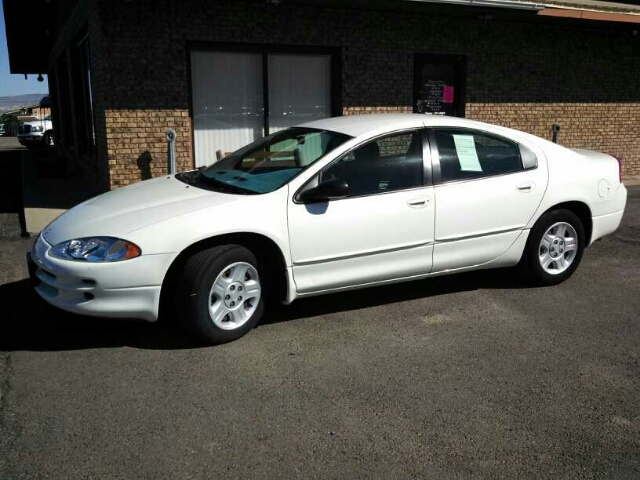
(299, 113, 498, 137)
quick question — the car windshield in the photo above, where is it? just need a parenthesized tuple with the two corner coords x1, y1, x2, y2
(196, 127, 351, 194)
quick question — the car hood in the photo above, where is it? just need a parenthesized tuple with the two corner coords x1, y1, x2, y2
(43, 175, 239, 245)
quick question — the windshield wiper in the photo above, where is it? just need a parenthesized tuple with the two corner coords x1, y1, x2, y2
(196, 171, 256, 195)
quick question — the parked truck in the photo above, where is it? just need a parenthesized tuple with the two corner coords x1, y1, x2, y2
(18, 116, 54, 148)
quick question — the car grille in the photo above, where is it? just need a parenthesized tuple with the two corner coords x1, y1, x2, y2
(18, 125, 32, 134)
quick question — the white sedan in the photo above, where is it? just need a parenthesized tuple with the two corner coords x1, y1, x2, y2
(28, 114, 627, 344)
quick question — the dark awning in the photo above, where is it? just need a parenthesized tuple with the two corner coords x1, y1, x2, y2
(2, 0, 54, 73)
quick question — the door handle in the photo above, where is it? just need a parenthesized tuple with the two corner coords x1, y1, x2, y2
(517, 182, 534, 192)
(407, 197, 430, 208)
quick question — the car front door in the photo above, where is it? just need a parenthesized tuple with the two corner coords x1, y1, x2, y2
(287, 129, 435, 294)
(429, 127, 547, 271)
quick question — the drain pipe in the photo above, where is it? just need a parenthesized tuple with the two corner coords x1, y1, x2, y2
(166, 128, 177, 174)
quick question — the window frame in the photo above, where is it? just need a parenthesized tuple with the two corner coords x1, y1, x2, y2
(71, 28, 95, 155)
(428, 127, 535, 186)
(294, 128, 433, 203)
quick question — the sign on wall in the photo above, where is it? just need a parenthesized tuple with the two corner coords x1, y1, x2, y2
(414, 54, 465, 117)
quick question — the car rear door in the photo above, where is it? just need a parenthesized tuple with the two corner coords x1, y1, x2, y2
(287, 129, 435, 293)
(429, 127, 547, 271)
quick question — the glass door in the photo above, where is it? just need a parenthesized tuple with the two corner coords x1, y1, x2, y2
(267, 53, 331, 133)
(191, 51, 264, 167)
(191, 48, 334, 168)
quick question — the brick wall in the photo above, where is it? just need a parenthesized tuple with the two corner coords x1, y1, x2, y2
(467, 103, 640, 177)
(87, 0, 640, 188)
(104, 109, 192, 187)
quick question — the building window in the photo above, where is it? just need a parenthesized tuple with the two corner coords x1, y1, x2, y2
(71, 31, 95, 155)
(55, 54, 74, 147)
(48, 67, 60, 141)
(190, 47, 336, 168)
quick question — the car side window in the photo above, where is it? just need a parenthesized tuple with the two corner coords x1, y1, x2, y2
(433, 129, 523, 183)
(322, 131, 424, 197)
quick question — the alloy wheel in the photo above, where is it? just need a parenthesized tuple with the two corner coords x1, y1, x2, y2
(538, 222, 578, 275)
(208, 262, 261, 330)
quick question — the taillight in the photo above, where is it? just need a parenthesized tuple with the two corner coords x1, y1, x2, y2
(612, 155, 623, 184)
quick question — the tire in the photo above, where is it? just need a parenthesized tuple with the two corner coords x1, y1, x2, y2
(177, 245, 264, 344)
(44, 131, 54, 148)
(522, 209, 585, 285)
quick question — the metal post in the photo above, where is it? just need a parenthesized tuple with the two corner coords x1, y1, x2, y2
(166, 128, 177, 174)
(551, 124, 560, 144)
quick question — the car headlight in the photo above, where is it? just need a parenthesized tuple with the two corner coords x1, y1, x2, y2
(50, 237, 141, 262)
(32, 126, 44, 132)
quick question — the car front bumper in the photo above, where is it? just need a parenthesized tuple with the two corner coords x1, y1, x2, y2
(28, 235, 175, 322)
(18, 135, 45, 143)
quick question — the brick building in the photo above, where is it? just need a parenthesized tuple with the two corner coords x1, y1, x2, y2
(12, 98, 51, 122)
(4, 0, 640, 191)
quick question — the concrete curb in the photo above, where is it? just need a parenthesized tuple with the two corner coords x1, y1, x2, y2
(24, 208, 66, 235)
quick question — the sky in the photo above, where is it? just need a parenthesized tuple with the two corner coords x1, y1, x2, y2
(0, 6, 48, 97)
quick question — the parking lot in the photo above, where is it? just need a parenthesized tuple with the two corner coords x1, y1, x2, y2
(0, 187, 638, 478)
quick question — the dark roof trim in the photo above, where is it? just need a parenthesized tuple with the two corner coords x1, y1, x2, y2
(404, 0, 544, 10)
(2, 0, 54, 73)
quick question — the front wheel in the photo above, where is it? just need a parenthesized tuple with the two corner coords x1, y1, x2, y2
(177, 245, 264, 344)
(522, 209, 585, 285)
(43, 131, 55, 148)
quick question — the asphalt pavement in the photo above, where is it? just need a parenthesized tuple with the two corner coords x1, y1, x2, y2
(0, 187, 639, 479)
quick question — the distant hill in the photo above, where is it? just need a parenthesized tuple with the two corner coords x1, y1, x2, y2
(0, 94, 48, 113)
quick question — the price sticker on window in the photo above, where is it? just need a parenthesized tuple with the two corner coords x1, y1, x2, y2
(452, 135, 482, 172)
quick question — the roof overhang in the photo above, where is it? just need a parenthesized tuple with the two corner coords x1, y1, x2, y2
(539, 6, 640, 23)
(3, 0, 638, 76)
(406, 0, 640, 21)
(404, 0, 544, 11)
(2, 0, 55, 74)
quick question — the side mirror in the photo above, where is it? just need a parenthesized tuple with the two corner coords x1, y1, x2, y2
(299, 178, 349, 203)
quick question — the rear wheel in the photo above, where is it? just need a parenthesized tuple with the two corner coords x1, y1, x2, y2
(523, 209, 585, 285)
(178, 245, 264, 344)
